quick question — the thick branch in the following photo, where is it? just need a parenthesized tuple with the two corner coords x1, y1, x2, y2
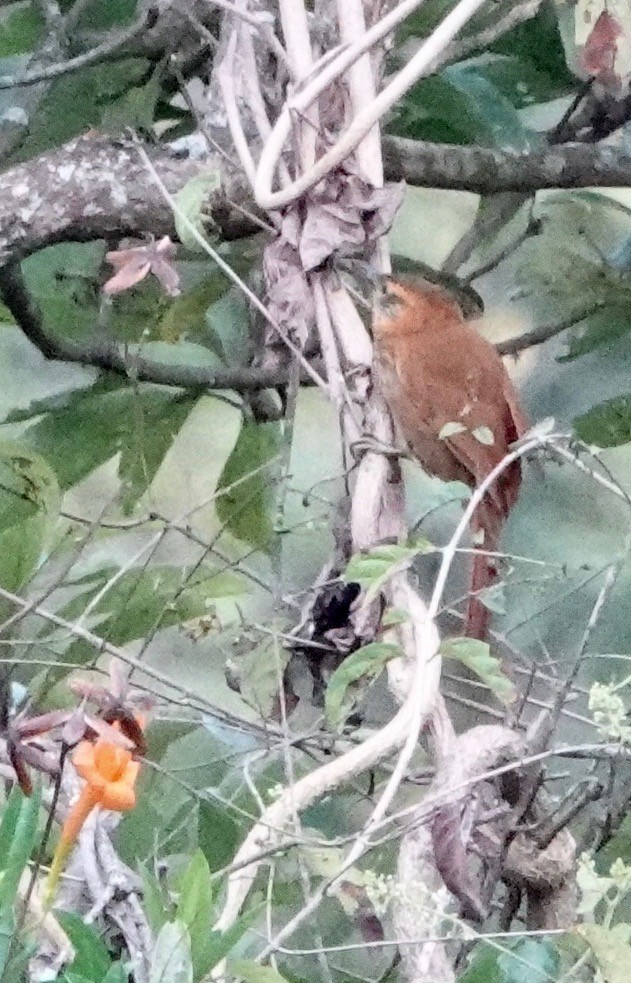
(382, 135, 631, 193)
(5, 135, 631, 269)
(0, 134, 262, 265)
(0, 263, 297, 393)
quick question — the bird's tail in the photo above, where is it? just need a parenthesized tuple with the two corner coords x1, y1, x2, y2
(466, 502, 502, 641)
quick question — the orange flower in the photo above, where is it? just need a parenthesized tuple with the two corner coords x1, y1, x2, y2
(46, 728, 141, 905)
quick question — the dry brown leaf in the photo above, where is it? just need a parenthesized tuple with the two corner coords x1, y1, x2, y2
(104, 236, 181, 296)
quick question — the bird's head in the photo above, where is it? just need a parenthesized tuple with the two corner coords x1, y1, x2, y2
(373, 276, 480, 340)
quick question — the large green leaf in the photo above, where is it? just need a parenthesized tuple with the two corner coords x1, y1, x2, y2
(396, 0, 457, 42)
(176, 849, 217, 980)
(139, 861, 172, 936)
(344, 542, 433, 599)
(119, 726, 240, 865)
(574, 394, 631, 448)
(481, 53, 573, 109)
(149, 921, 193, 983)
(20, 243, 106, 340)
(325, 642, 402, 730)
(490, 2, 574, 87)
(0, 6, 44, 56)
(157, 276, 233, 346)
(117, 393, 197, 514)
(458, 938, 560, 982)
(55, 913, 112, 982)
(100, 63, 163, 134)
(561, 304, 631, 361)
(174, 173, 222, 251)
(215, 420, 282, 553)
(227, 961, 290, 983)
(21, 241, 179, 345)
(390, 63, 539, 149)
(198, 800, 241, 875)
(0, 785, 41, 920)
(440, 63, 541, 151)
(11, 59, 152, 161)
(101, 966, 129, 983)
(69, 0, 139, 32)
(20, 381, 197, 507)
(198, 907, 262, 975)
(0, 441, 60, 591)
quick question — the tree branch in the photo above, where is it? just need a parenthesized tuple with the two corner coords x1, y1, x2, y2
(0, 134, 262, 265)
(0, 263, 304, 393)
(382, 135, 631, 193)
(496, 304, 603, 356)
(0, 8, 158, 90)
(5, 134, 631, 270)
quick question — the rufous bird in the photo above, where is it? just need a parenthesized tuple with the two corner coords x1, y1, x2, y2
(372, 278, 529, 640)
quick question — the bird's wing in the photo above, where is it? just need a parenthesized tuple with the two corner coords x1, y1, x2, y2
(394, 359, 518, 515)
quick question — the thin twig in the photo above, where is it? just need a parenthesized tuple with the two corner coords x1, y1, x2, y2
(0, 8, 157, 89)
(496, 303, 604, 356)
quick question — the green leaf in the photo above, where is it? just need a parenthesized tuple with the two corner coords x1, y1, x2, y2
(100, 64, 162, 134)
(0, 6, 44, 56)
(325, 642, 402, 730)
(66, 0, 138, 32)
(574, 394, 631, 448)
(174, 172, 222, 251)
(19, 242, 104, 339)
(198, 800, 241, 875)
(381, 607, 409, 627)
(0, 785, 42, 974)
(201, 906, 263, 973)
(139, 862, 171, 935)
(101, 965, 130, 983)
(391, 63, 539, 150)
(11, 59, 151, 162)
(458, 938, 560, 982)
(0, 784, 41, 913)
(396, 0, 456, 42)
(578, 923, 631, 983)
(117, 394, 197, 514)
(491, 2, 573, 86)
(56, 912, 112, 982)
(228, 638, 289, 718)
(496, 938, 560, 982)
(176, 850, 215, 980)
(561, 304, 631, 361)
(60, 563, 245, 667)
(344, 542, 432, 597)
(149, 921, 193, 983)
(0, 785, 25, 862)
(228, 959, 290, 983)
(205, 290, 251, 367)
(0, 441, 60, 591)
(477, 582, 507, 615)
(157, 276, 232, 345)
(215, 421, 282, 553)
(441, 63, 540, 151)
(21, 382, 196, 505)
(440, 637, 516, 705)
(480, 53, 573, 109)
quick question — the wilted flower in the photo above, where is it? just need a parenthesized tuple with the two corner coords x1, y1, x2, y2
(46, 722, 143, 905)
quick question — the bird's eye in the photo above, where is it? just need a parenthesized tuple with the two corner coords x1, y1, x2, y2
(377, 282, 404, 320)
